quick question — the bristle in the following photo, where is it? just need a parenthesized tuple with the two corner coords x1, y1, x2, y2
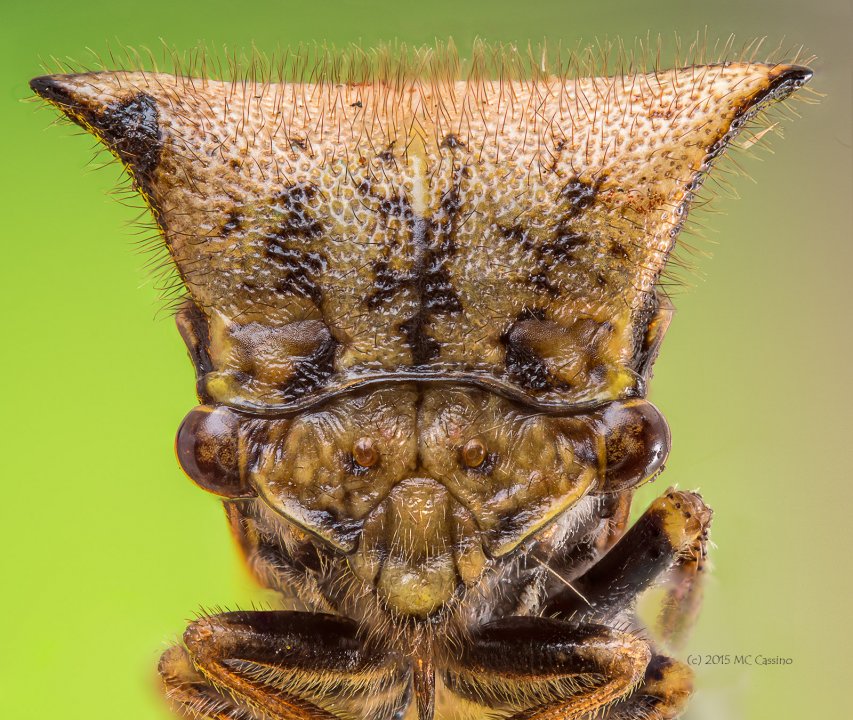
(35, 37, 815, 90)
(30, 38, 814, 325)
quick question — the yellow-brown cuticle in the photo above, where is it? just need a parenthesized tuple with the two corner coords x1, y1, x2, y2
(461, 438, 488, 469)
(352, 436, 379, 469)
(653, 490, 713, 549)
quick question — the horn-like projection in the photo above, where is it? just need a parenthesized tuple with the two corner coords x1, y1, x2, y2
(31, 60, 811, 412)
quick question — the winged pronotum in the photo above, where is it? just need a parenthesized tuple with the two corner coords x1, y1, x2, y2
(31, 43, 812, 720)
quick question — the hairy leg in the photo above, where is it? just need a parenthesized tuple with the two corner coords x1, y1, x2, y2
(159, 611, 409, 720)
(541, 488, 712, 624)
(160, 644, 258, 720)
(603, 655, 693, 720)
(443, 616, 650, 720)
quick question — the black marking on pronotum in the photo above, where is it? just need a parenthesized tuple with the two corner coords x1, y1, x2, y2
(271, 183, 324, 240)
(529, 272, 559, 296)
(378, 195, 415, 221)
(31, 77, 163, 184)
(541, 227, 588, 263)
(366, 259, 403, 309)
(268, 248, 326, 305)
(93, 93, 162, 180)
(97, 94, 162, 178)
(401, 215, 443, 364)
(222, 211, 243, 236)
(362, 172, 465, 364)
(364, 188, 418, 309)
(264, 183, 327, 305)
(559, 175, 601, 211)
(500, 224, 534, 250)
(421, 167, 466, 314)
(378, 145, 396, 163)
(525, 174, 606, 291)
(607, 242, 631, 261)
(399, 312, 441, 365)
(440, 134, 466, 150)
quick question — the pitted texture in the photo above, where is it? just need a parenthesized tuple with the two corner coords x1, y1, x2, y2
(33, 64, 806, 410)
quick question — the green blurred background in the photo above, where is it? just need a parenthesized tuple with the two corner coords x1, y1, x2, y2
(2, 1, 850, 717)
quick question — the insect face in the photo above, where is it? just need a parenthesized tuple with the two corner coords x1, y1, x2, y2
(178, 383, 668, 619)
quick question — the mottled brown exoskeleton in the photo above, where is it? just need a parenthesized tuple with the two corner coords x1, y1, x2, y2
(31, 45, 811, 720)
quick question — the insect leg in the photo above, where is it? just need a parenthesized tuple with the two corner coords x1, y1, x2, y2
(442, 616, 650, 720)
(159, 610, 409, 720)
(655, 511, 711, 647)
(160, 644, 256, 719)
(541, 488, 712, 624)
(602, 655, 693, 720)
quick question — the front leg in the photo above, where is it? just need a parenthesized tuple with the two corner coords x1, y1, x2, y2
(159, 611, 409, 720)
(443, 616, 651, 720)
(443, 618, 694, 720)
(542, 488, 712, 626)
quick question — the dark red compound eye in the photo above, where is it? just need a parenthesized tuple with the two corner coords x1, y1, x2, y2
(175, 405, 255, 498)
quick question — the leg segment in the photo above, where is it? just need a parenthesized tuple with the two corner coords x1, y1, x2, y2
(656, 522, 710, 647)
(159, 611, 409, 720)
(443, 616, 651, 720)
(603, 655, 693, 720)
(160, 644, 257, 720)
(542, 488, 712, 624)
